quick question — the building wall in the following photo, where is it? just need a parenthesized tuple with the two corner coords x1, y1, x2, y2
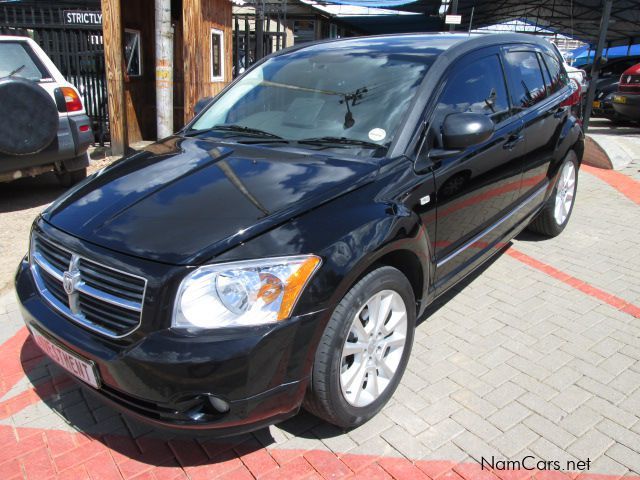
(182, 0, 233, 122)
(122, 0, 156, 142)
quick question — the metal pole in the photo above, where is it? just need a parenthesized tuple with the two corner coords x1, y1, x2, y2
(468, 6, 474, 34)
(627, 38, 633, 56)
(582, 0, 613, 133)
(155, 0, 173, 139)
(449, 0, 458, 31)
(256, 2, 264, 60)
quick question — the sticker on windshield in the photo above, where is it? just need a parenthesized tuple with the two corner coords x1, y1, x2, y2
(368, 128, 386, 142)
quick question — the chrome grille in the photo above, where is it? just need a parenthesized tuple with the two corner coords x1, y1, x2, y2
(30, 235, 147, 338)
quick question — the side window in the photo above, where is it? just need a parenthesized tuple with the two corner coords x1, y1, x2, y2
(504, 51, 547, 110)
(434, 54, 511, 126)
(540, 52, 568, 94)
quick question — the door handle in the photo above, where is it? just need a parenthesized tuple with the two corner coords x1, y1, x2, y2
(503, 133, 524, 150)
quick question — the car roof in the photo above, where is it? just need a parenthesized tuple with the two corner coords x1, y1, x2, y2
(0, 35, 32, 42)
(276, 32, 554, 60)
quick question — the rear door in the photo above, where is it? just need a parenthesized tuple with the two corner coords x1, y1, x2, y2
(502, 47, 568, 200)
(426, 47, 526, 288)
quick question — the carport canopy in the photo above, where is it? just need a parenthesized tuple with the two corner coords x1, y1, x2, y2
(335, 0, 640, 49)
(319, 0, 640, 129)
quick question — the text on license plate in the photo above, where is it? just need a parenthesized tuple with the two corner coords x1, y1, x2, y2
(592, 100, 601, 108)
(30, 328, 100, 388)
(613, 95, 627, 104)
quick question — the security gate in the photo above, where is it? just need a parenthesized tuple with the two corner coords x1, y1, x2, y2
(0, 2, 108, 144)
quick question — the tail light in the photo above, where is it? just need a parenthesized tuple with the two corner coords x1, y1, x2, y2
(561, 79, 581, 107)
(60, 87, 83, 112)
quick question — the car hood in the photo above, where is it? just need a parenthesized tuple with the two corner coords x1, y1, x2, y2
(43, 136, 379, 264)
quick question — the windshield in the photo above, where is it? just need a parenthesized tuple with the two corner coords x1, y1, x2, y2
(191, 37, 438, 151)
(0, 41, 48, 81)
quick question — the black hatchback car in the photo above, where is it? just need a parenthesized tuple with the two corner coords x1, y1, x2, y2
(16, 33, 583, 434)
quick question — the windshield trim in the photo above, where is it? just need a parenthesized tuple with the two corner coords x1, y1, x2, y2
(181, 37, 451, 161)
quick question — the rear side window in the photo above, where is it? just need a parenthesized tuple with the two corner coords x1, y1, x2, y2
(540, 52, 568, 94)
(504, 51, 547, 110)
(434, 54, 511, 125)
(0, 41, 48, 81)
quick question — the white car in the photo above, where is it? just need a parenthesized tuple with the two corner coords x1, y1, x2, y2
(0, 35, 93, 185)
(551, 42, 588, 93)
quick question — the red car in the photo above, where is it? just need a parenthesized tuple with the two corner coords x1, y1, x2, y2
(612, 63, 640, 121)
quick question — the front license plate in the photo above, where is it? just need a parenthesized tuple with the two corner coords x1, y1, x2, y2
(592, 100, 601, 108)
(613, 95, 627, 104)
(30, 327, 100, 388)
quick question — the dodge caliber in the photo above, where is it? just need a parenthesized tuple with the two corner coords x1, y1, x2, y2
(16, 33, 583, 434)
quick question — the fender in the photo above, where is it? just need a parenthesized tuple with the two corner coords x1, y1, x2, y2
(214, 170, 435, 319)
(546, 114, 584, 199)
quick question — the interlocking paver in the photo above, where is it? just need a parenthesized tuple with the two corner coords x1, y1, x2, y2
(1, 162, 640, 478)
(567, 429, 615, 461)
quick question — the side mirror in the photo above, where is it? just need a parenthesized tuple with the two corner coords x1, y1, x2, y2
(194, 96, 214, 116)
(442, 112, 494, 150)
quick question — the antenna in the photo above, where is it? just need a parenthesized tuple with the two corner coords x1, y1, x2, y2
(468, 6, 475, 35)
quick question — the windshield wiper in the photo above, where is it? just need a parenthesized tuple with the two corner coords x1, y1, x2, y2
(296, 136, 383, 149)
(209, 124, 283, 139)
(7, 64, 25, 77)
(184, 124, 283, 139)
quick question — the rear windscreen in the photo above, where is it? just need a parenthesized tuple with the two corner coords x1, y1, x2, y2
(0, 41, 49, 81)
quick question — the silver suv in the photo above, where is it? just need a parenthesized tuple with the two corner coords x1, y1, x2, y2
(0, 36, 93, 186)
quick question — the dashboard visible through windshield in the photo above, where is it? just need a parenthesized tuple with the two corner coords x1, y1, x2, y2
(191, 38, 438, 153)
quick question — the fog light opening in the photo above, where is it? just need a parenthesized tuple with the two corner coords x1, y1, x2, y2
(182, 394, 230, 422)
(208, 395, 230, 414)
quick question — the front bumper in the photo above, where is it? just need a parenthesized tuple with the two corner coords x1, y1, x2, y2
(612, 93, 640, 120)
(15, 258, 325, 434)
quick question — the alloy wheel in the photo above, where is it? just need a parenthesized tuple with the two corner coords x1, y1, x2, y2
(339, 290, 408, 407)
(554, 161, 576, 225)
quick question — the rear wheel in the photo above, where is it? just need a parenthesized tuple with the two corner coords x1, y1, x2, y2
(304, 266, 415, 428)
(527, 151, 578, 237)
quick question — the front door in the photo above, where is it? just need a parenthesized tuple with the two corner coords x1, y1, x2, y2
(426, 48, 527, 289)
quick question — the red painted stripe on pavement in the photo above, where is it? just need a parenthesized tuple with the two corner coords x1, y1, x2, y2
(582, 165, 640, 205)
(1, 424, 639, 480)
(507, 248, 640, 319)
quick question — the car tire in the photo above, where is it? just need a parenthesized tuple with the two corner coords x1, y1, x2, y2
(303, 266, 415, 428)
(56, 167, 87, 188)
(0, 77, 59, 155)
(527, 151, 578, 237)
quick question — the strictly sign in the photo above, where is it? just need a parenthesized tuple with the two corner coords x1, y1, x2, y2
(63, 10, 103, 26)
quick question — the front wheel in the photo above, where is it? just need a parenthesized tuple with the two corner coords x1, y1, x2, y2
(527, 151, 578, 237)
(303, 266, 415, 428)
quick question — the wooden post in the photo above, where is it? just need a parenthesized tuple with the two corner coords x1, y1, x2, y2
(183, 0, 202, 122)
(101, 0, 127, 155)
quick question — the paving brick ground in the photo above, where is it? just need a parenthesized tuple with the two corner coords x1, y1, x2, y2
(0, 158, 639, 479)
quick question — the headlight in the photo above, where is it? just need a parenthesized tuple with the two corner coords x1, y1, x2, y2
(173, 255, 321, 329)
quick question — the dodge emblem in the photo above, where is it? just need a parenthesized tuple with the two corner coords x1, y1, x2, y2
(63, 269, 81, 295)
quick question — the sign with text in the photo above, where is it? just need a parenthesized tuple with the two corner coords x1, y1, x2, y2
(445, 14, 462, 25)
(63, 10, 103, 26)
